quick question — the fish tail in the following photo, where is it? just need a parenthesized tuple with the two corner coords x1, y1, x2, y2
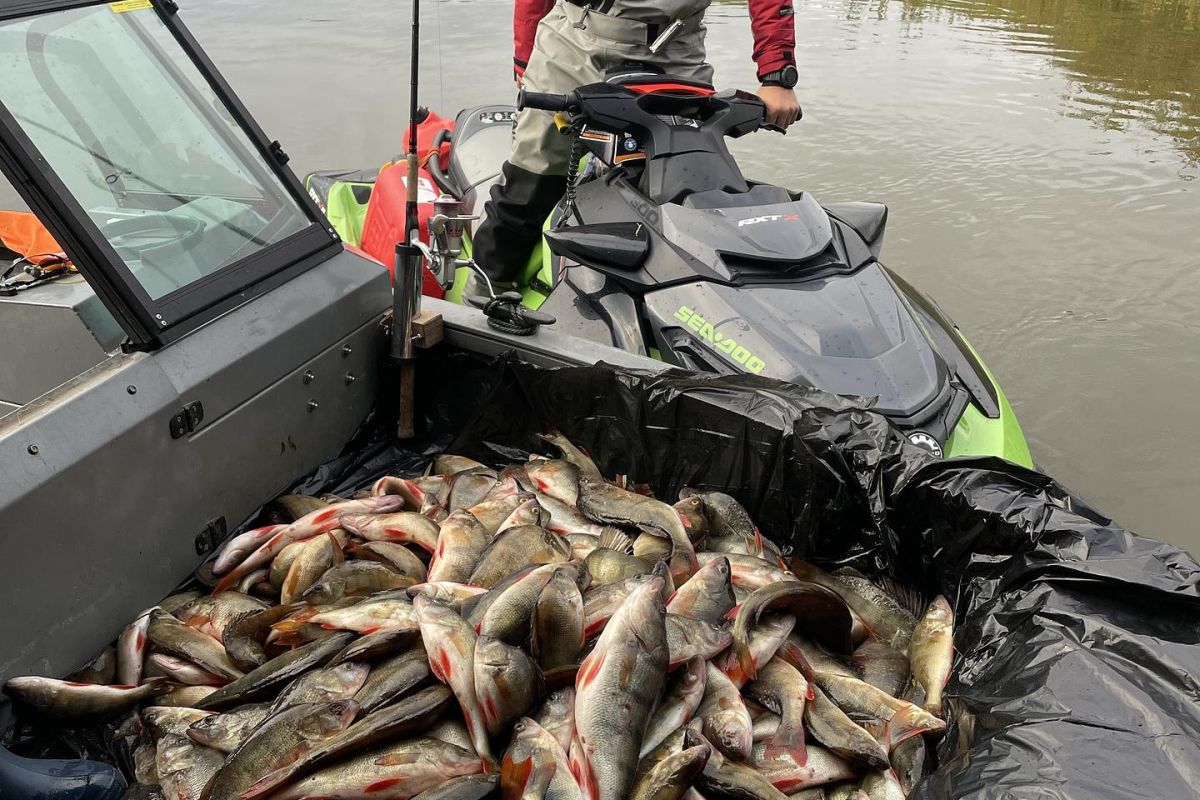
(327, 531, 345, 563)
(922, 684, 944, 717)
(212, 569, 242, 595)
(268, 630, 306, 647)
(880, 703, 945, 752)
(736, 642, 758, 683)
(763, 720, 807, 766)
(269, 616, 314, 645)
(777, 641, 815, 680)
(502, 751, 549, 794)
(716, 656, 747, 688)
(140, 676, 169, 695)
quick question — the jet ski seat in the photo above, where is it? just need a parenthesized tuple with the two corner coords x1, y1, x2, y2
(605, 63, 715, 94)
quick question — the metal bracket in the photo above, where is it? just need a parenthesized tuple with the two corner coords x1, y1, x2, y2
(194, 516, 227, 556)
(169, 401, 204, 439)
(268, 141, 290, 165)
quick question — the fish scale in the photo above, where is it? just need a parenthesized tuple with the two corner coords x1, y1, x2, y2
(186, 703, 269, 752)
(268, 738, 483, 800)
(532, 569, 585, 669)
(474, 636, 544, 736)
(666, 556, 736, 625)
(156, 734, 224, 800)
(468, 524, 571, 588)
(147, 610, 244, 681)
(413, 596, 496, 769)
(641, 657, 707, 758)
(200, 700, 358, 800)
(573, 578, 669, 800)
(428, 511, 490, 583)
(479, 563, 559, 645)
(353, 646, 430, 714)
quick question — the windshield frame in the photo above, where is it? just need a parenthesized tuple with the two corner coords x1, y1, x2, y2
(0, 0, 341, 347)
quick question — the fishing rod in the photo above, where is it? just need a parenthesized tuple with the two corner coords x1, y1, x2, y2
(394, 0, 423, 439)
(403, 0, 421, 246)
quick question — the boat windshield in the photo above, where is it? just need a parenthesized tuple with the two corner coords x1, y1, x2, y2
(0, 2, 311, 300)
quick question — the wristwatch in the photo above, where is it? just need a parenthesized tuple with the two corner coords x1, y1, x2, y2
(759, 65, 798, 88)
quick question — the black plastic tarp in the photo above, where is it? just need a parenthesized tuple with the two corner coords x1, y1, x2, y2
(310, 353, 1200, 799)
(11, 350, 1199, 800)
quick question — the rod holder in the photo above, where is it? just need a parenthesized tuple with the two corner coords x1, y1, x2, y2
(393, 241, 424, 440)
(392, 242, 424, 362)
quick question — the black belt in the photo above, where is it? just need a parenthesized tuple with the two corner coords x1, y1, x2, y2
(563, 0, 663, 43)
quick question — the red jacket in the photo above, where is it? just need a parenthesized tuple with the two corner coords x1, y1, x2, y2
(513, 1, 796, 81)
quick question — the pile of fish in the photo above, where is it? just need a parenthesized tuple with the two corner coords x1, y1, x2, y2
(3, 432, 955, 800)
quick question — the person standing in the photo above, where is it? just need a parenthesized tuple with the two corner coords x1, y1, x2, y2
(471, 0, 801, 287)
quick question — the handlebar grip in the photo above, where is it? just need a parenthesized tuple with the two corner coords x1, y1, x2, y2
(518, 90, 575, 113)
(762, 123, 788, 135)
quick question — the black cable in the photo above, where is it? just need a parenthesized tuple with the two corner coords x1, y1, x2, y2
(564, 127, 586, 225)
(482, 295, 540, 336)
(462, 171, 502, 195)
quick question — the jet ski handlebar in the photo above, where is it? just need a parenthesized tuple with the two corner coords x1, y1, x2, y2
(517, 90, 579, 113)
(518, 84, 774, 140)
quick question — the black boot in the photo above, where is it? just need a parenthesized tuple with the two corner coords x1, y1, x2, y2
(0, 746, 126, 800)
(472, 162, 566, 283)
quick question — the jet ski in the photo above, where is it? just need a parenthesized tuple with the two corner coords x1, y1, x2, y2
(309, 67, 1031, 465)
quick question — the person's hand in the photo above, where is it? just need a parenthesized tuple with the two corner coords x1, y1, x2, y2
(757, 85, 801, 128)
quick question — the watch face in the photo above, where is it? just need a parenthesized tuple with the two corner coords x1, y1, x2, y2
(781, 65, 799, 88)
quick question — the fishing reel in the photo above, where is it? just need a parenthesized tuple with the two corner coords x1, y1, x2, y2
(414, 195, 556, 335)
(414, 194, 477, 291)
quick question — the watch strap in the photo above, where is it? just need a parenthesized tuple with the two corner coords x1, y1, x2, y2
(759, 66, 797, 88)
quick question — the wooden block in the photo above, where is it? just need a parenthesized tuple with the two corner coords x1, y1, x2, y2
(412, 309, 444, 349)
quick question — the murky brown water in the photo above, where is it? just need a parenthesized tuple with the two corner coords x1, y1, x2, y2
(10, 0, 1200, 552)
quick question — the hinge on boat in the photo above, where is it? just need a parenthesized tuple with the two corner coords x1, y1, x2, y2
(194, 517, 227, 556)
(169, 401, 204, 439)
(268, 141, 290, 165)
